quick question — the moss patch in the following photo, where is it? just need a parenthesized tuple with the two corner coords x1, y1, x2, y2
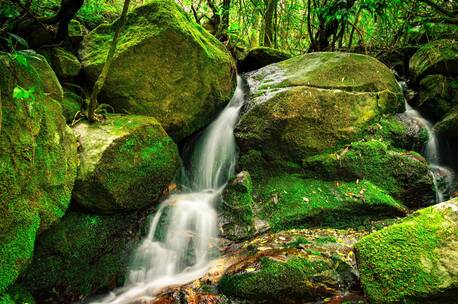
(355, 198, 458, 303)
(256, 173, 406, 231)
(303, 139, 433, 207)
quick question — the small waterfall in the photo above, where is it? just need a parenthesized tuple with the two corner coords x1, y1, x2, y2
(403, 101, 455, 203)
(93, 76, 245, 304)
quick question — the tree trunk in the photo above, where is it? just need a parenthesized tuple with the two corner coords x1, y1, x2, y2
(43, 0, 85, 39)
(219, 0, 231, 41)
(88, 0, 131, 122)
(263, 0, 277, 47)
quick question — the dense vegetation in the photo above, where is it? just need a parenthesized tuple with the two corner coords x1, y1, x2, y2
(0, 0, 457, 303)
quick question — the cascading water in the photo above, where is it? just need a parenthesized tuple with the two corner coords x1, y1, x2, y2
(93, 76, 246, 304)
(403, 101, 455, 203)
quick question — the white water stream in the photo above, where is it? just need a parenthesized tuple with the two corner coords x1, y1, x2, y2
(93, 76, 245, 304)
(403, 101, 454, 203)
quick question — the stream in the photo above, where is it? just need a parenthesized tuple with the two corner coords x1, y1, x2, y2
(91, 76, 246, 304)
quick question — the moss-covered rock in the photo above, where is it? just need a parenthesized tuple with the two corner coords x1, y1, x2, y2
(220, 171, 255, 240)
(61, 91, 82, 123)
(410, 39, 458, 83)
(219, 228, 362, 303)
(21, 208, 146, 302)
(51, 47, 82, 80)
(237, 47, 290, 73)
(435, 105, 458, 138)
(79, 0, 235, 140)
(235, 52, 404, 163)
(68, 19, 86, 47)
(72, 114, 180, 213)
(256, 174, 406, 231)
(415, 75, 458, 121)
(303, 140, 434, 207)
(355, 198, 458, 303)
(0, 285, 35, 304)
(0, 52, 78, 293)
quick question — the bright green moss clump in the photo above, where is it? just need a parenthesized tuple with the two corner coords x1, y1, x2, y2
(303, 140, 433, 207)
(257, 173, 406, 231)
(79, 0, 235, 140)
(72, 114, 180, 213)
(0, 52, 78, 293)
(355, 198, 458, 303)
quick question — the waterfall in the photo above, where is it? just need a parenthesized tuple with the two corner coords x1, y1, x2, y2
(93, 76, 245, 304)
(403, 101, 455, 203)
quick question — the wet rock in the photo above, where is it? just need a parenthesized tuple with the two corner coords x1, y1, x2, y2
(235, 52, 404, 163)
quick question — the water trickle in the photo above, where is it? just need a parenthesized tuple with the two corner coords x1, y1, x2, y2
(93, 76, 246, 304)
(403, 101, 455, 203)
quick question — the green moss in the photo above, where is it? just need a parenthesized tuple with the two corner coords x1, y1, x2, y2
(355, 198, 458, 303)
(303, 139, 433, 207)
(219, 255, 353, 302)
(257, 173, 406, 231)
(221, 172, 255, 240)
(72, 114, 180, 212)
(79, 0, 235, 140)
(0, 52, 77, 293)
(22, 209, 144, 301)
(51, 47, 81, 79)
(410, 39, 458, 82)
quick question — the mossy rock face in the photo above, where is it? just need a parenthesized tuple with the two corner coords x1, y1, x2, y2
(21, 208, 146, 302)
(237, 47, 290, 73)
(303, 140, 434, 207)
(220, 171, 255, 240)
(0, 52, 78, 293)
(256, 174, 407, 231)
(355, 198, 458, 304)
(410, 39, 458, 83)
(0, 285, 35, 304)
(235, 52, 404, 163)
(416, 75, 458, 121)
(72, 114, 180, 213)
(218, 228, 362, 303)
(61, 91, 82, 123)
(51, 47, 82, 80)
(435, 106, 458, 138)
(68, 19, 86, 46)
(79, 0, 235, 140)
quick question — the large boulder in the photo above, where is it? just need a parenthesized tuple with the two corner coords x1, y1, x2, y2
(21, 208, 147, 302)
(79, 0, 235, 140)
(410, 39, 458, 83)
(355, 198, 458, 303)
(72, 114, 180, 213)
(435, 105, 458, 138)
(303, 140, 434, 207)
(237, 47, 290, 73)
(0, 51, 78, 293)
(50, 47, 82, 80)
(235, 52, 404, 163)
(416, 74, 458, 121)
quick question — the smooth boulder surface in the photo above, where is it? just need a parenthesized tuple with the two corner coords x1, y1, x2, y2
(303, 140, 434, 207)
(355, 198, 458, 303)
(0, 52, 78, 293)
(237, 47, 290, 73)
(72, 114, 180, 213)
(79, 0, 235, 140)
(235, 52, 404, 162)
(21, 209, 147, 302)
(410, 39, 458, 83)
